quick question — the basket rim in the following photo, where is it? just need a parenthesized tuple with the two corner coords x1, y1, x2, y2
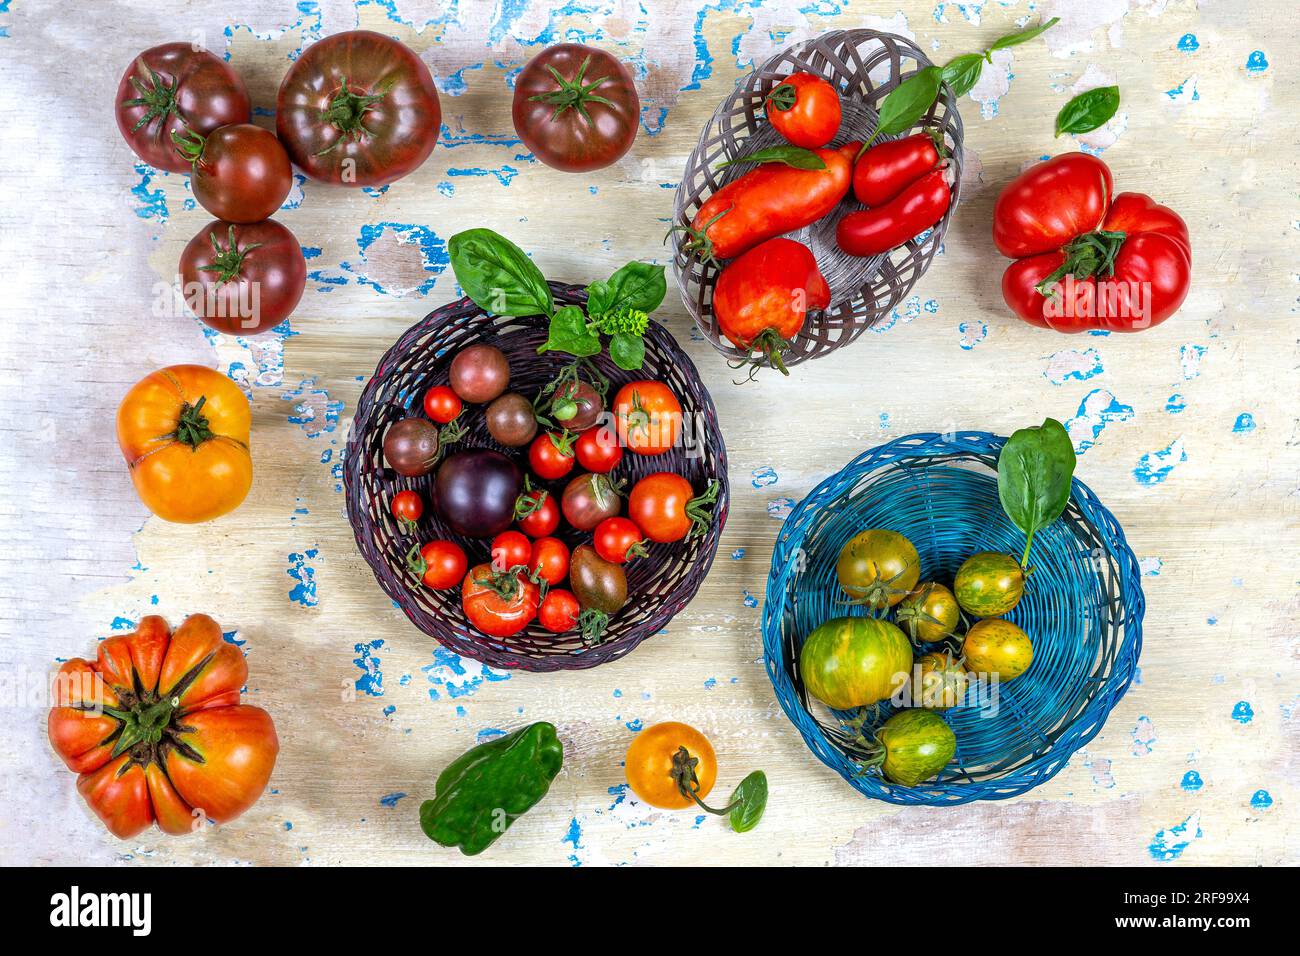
(760, 429, 1145, 805)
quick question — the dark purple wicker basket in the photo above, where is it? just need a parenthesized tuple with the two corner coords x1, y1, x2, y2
(344, 283, 730, 671)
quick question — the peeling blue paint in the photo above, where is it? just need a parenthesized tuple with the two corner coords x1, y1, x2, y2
(1149, 813, 1202, 861)
(1065, 389, 1134, 453)
(1250, 789, 1273, 810)
(1232, 701, 1254, 724)
(287, 549, 320, 607)
(1180, 770, 1203, 791)
(1177, 33, 1199, 53)
(1246, 50, 1269, 74)
(353, 639, 384, 697)
(379, 792, 407, 808)
(1134, 438, 1186, 486)
(1232, 412, 1256, 433)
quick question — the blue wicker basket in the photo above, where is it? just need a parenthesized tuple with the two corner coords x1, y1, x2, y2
(761, 431, 1144, 805)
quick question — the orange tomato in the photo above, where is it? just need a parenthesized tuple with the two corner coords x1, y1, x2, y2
(625, 721, 717, 810)
(116, 364, 252, 523)
(612, 380, 681, 456)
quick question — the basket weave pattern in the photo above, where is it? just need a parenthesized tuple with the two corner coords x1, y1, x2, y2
(672, 30, 964, 367)
(344, 283, 729, 672)
(761, 431, 1144, 805)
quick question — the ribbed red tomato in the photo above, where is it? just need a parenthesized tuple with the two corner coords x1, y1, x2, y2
(179, 219, 306, 335)
(462, 564, 540, 637)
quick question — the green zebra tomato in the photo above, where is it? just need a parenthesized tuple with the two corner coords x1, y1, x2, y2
(895, 582, 960, 644)
(835, 529, 920, 609)
(917, 652, 968, 710)
(799, 616, 912, 710)
(874, 709, 956, 786)
(963, 618, 1034, 681)
(954, 551, 1025, 617)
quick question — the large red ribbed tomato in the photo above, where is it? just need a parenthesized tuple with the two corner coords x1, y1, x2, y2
(48, 615, 278, 838)
(276, 31, 441, 187)
(993, 153, 1191, 332)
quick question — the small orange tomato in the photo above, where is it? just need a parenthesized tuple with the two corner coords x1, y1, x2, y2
(625, 721, 717, 810)
(612, 380, 681, 456)
(116, 365, 252, 523)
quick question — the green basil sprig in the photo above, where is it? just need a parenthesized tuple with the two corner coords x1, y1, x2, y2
(1055, 86, 1121, 137)
(997, 418, 1077, 567)
(447, 228, 554, 318)
(716, 145, 826, 170)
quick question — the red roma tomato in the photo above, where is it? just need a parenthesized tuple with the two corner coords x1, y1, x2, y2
(628, 473, 720, 543)
(994, 154, 1191, 332)
(422, 385, 463, 424)
(391, 490, 423, 525)
(594, 517, 647, 564)
(175, 124, 292, 223)
(613, 381, 681, 456)
(462, 564, 540, 637)
(115, 43, 250, 173)
(837, 167, 951, 257)
(575, 425, 623, 473)
(529, 431, 576, 480)
(538, 589, 580, 634)
(853, 132, 940, 206)
(512, 43, 639, 172)
(47, 614, 278, 838)
(180, 220, 306, 335)
(765, 73, 841, 149)
(713, 238, 829, 374)
(529, 536, 571, 586)
(276, 31, 441, 187)
(515, 483, 560, 537)
(409, 540, 467, 590)
(491, 530, 533, 571)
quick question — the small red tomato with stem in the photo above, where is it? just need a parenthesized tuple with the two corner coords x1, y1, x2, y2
(764, 73, 841, 149)
(538, 589, 580, 634)
(594, 517, 648, 564)
(628, 474, 721, 543)
(407, 540, 467, 590)
(612, 382, 682, 456)
(173, 123, 293, 223)
(575, 425, 622, 473)
(529, 536, 571, 586)
(529, 430, 576, 480)
(852, 132, 941, 206)
(422, 385, 463, 424)
(491, 530, 533, 571)
(390, 490, 423, 530)
(515, 479, 559, 537)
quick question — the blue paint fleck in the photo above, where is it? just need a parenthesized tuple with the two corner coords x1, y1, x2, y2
(423, 646, 510, 700)
(1165, 394, 1186, 414)
(343, 222, 449, 296)
(1231, 701, 1254, 724)
(1134, 438, 1186, 486)
(767, 497, 795, 521)
(1246, 50, 1269, 74)
(741, 590, 758, 608)
(563, 817, 584, 867)
(1132, 715, 1156, 756)
(353, 639, 384, 697)
(1180, 770, 1203, 791)
(1065, 389, 1134, 453)
(1148, 813, 1202, 861)
(1250, 789, 1273, 810)
(379, 792, 407, 808)
(1177, 34, 1199, 53)
(287, 549, 320, 607)
(751, 466, 778, 488)
(731, 548, 745, 560)
(1232, 413, 1256, 433)
(130, 164, 168, 222)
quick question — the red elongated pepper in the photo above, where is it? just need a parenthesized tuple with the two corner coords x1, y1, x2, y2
(853, 132, 940, 206)
(681, 142, 859, 262)
(836, 167, 951, 257)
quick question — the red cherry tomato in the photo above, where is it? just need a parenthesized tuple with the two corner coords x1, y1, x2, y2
(538, 589, 581, 634)
(461, 564, 539, 637)
(422, 385, 463, 424)
(593, 517, 647, 564)
(515, 483, 560, 537)
(628, 473, 721, 543)
(852, 133, 940, 207)
(529, 431, 576, 480)
(491, 530, 532, 571)
(410, 540, 467, 590)
(836, 167, 951, 257)
(391, 490, 423, 525)
(612, 381, 682, 457)
(529, 536, 571, 586)
(764, 72, 841, 149)
(575, 425, 623, 473)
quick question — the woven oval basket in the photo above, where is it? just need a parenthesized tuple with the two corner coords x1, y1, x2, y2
(672, 29, 964, 369)
(761, 431, 1144, 805)
(344, 283, 730, 672)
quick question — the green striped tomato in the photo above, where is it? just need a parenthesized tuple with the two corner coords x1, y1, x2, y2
(877, 709, 956, 786)
(953, 551, 1025, 617)
(799, 616, 912, 710)
(963, 618, 1034, 681)
(896, 582, 960, 644)
(835, 529, 920, 609)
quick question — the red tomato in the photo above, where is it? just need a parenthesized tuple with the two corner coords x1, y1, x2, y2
(529, 431, 576, 480)
(179, 219, 306, 335)
(612, 381, 681, 456)
(529, 536, 571, 586)
(491, 530, 532, 571)
(462, 564, 539, 637)
(837, 167, 951, 257)
(538, 589, 581, 634)
(575, 425, 623, 473)
(422, 386, 463, 424)
(276, 31, 441, 187)
(115, 43, 250, 174)
(853, 132, 940, 206)
(410, 540, 467, 590)
(593, 517, 647, 564)
(993, 152, 1113, 258)
(391, 490, 423, 526)
(515, 484, 560, 537)
(176, 123, 292, 223)
(765, 73, 841, 149)
(628, 474, 720, 543)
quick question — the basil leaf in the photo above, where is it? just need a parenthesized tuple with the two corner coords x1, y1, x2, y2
(587, 261, 666, 317)
(1055, 86, 1121, 137)
(448, 228, 554, 318)
(875, 66, 942, 138)
(728, 771, 768, 833)
(716, 145, 826, 170)
(997, 418, 1077, 566)
(940, 53, 985, 98)
(989, 15, 1060, 51)
(608, 331, 645, 371)
(539, 304, 600, 358)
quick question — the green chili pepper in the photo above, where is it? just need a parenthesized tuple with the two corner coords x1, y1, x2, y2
(419, 721, 564, 856)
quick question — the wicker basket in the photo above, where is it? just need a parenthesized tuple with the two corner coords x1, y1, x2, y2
(344, 283, 729, 672)
(761, 431, 1144, 804)
(672, 30, 964, 369)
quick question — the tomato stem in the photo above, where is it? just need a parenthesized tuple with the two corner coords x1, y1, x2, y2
(765, 82, 797, 113)
(170, 127, 207, 169)
(197, 224, 263, 286)
(121, 61, 182, 136)
(169, 395, 215, 450)
(529, 55, 616, 125)
(577, 607, 610, 646)
(316, 77, 392, 153)
(670, 746, 742, 815)
(1035, 229, 1127, 297)
(685, 480, 721, 538)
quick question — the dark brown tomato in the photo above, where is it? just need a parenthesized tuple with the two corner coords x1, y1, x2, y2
(553, 380, 603, 431)
(116, 43, 251, 173)
(179, 219, 306, 335)
(449, 344, 510, 403)
(512, 43, 639, 172)
(485, 393, 538, 447)
(181, 124, 293, 223)
(561, 473, 622, 531)
(383, 418, 441, 478)
(276, 31, 441, 188)
(570, 544, 627, 615)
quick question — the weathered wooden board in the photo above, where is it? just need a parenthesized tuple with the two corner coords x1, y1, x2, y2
(0, 0, 1295, 866)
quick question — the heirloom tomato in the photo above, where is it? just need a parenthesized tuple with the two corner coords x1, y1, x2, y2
(835, 529, 920, 609)
(963, 619, 1034, 681)
(625, 722, 717, 810)
(569, 544, 627, 643)
(764, 72, 841, 149)
(953, 551, 1024, 618)
(917, 652, 968, 710)
(529, 431, 576, 480)
(561, 472, 622, 532)
(462, 564, 540, 638)
(435, 451, 523, 539)
(175, 123, 292, 223)
(612, 381, 681, 456)
(180, 220, 306, 335)
(627, 473, 719, 543)
(896, 582, 960, 644)
(799, 616, 912, 711)
(870, 710, 956, 787)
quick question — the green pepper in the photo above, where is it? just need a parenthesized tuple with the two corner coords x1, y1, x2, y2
(419, 721, 564, 855)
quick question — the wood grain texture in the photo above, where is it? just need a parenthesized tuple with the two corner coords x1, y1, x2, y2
(0, 0, 1295, 867)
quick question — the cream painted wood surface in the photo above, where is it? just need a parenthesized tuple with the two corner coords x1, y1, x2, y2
(0, 0, 1296, 866)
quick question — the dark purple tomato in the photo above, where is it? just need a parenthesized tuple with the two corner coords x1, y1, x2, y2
(553, 380, 603, 431)
(180, 123, 293, 223)
(449, 344, 510, 404)
(383, 418, 441, 477)
(485, 393, 538, 447)
(179, 219, 306, 335)
(435, 450, 524, 538)
(561, 472, 621, 531)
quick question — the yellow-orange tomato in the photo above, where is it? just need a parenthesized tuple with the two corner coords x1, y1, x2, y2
(625, 721, 716, 810)
(116, 365, 252, 523)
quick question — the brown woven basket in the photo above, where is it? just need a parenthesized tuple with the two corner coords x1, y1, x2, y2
(344, 283, 730, 672)
(672, 29, 964, 368)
